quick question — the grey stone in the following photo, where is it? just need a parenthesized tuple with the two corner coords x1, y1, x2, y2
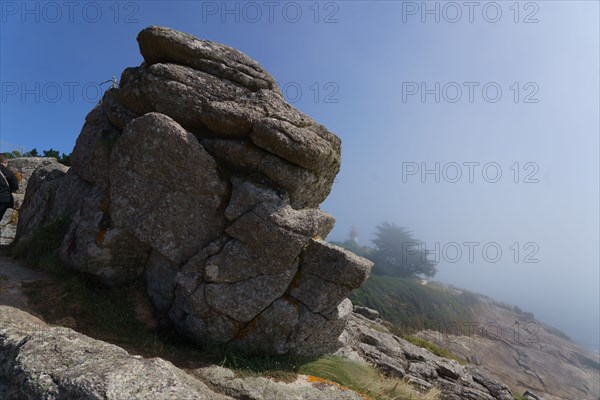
(198, 365, 366, 400)
(14, 161, 70, 241)
(289, 239, 373, 314)
(0, 305, 232, 400)
(205, 267, 297, 323)
(109, 112, 228, 264)
(137, 26, 278, 92)
(523, 390, 545, 400)
(469, 369, 515, 399)
(59, 187, 152, 286)
(102, 87, 138, 129)
(353, 305, 380, 320)
(0, 157, 57, 245)
(337, 313, 522, 400)
(145, 250, 179, 313)
(202, 138, 331, 209)
(224, 177, 287, 221)
(70, 103, 121, 188)
(15, 26, 371, 357)
(250, 117, 340, 174)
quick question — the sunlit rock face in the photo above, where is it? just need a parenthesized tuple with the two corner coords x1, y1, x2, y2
(0, 157, 57, 245)
(17, 26, 372, 356)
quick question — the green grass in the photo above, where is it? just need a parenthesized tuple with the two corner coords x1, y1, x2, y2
(298, 356, 440, 400)
(350, 274, 480, 335)
(11, 215, 71, 268)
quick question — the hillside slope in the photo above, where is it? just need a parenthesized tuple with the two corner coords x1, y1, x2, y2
(419, 293, 600, 400)
(350, 275, 480, 333)
(351, 276, 600, 399)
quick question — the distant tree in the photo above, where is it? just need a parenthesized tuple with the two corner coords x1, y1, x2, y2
(25, 148, 39, 157)
(38, 148, 71, 166)
(42, 148, 60, 159)
(58, 152, 71, 166)
(371, 222, 437, 279)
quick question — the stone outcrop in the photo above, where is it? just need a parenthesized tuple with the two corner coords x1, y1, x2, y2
(0, 305, 365, 400)
(417, 296, 600, 400)
(16, 26, 372, 356)
(337, 313, 519, 400)
(0, 157, 57, 245)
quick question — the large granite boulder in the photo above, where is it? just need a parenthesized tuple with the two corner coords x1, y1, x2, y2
(0, 157, 58, 245)
(16, 26, 372, 356)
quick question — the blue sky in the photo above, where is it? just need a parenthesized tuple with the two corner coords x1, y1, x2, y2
(1, 1, 599, 352)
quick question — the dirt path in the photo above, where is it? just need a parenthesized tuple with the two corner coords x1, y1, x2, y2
(0, 248, 48, 313)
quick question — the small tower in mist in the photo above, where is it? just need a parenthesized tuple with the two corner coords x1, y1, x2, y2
(350, 225, 359, 243)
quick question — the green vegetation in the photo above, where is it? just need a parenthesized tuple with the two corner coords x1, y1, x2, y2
(511, 394, 527, 400)
(2, 147, 71, 166)
(350, 274, 480, 335)
(336, 223, 477, 365)
(337, 223, 478, 333)
(370, 222, 437, 278)
(334, 222, 436, 279)
(11, 215, 71, 268)
(299, 357, 440, 400)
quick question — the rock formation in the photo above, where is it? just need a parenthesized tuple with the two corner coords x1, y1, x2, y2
(338, 310, 520, 400)
(0, 305, 365, 399)
(16, 26, 372, 356)
(0, 157, 57, 245)
(417, 295, 600, 400)
(0, 303, 540, 400)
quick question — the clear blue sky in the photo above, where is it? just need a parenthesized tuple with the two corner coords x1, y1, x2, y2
(1, 1, 599, 352)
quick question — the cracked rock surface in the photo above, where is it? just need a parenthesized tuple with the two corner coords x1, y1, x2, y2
(16, 26, 372, 356)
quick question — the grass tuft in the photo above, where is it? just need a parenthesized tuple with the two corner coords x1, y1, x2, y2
(299, 356, 440, 400)
(11, 215, 70, 268)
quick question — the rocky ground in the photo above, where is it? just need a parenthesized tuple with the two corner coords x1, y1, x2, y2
(0, 257, 46, 312)
(417, 291, 600, 400)
(0, 252, 561, 400)
(0, 253, 366, 400)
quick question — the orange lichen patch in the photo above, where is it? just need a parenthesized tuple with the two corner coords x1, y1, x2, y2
(234, 313, 262, 340)
(311, 234, 322, 240)
(14, 172, 24, 182)
(96, 228, 107, 245)
(306, 376, 371, 399)
(307, 375, 331, 384)
(9, 210, 19, 224)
